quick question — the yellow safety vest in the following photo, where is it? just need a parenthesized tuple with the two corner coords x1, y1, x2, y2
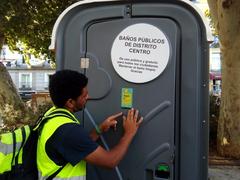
(37, 107, 86, 180)
(0, 125, 31, 174)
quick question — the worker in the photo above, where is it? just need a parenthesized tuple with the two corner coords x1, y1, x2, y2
(36, 69, 143, 180)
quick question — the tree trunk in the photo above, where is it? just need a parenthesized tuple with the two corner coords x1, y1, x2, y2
(0, 32, 4, 49)
(0, 63, 34, 131)
(208, 0, 240, 158)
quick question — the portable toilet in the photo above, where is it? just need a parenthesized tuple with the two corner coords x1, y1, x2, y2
(49, 0, 212, 179)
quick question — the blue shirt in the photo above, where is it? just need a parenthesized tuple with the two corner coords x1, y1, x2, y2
(45, 123, 98, 166)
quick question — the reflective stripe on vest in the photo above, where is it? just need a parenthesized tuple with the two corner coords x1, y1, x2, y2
(38, 171, 86, 180)
(37, 107, 86, 179)
(0, 126, 30, 154)
(53, 177, 86, 180)
(0, 140, 21, 155)
(38, 162, 86, 180)
(0, 125, 30, 173)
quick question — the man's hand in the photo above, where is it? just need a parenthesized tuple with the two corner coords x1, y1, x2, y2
(123, 108, 143, 137)
(99, 112, 123, 133)
(90, 112, 123, 141)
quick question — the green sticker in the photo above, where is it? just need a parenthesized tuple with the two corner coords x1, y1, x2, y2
(157, 164, 169, 172)
(121, 88, 133, 108)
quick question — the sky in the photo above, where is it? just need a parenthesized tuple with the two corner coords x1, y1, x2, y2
(0, 45, 23, 61)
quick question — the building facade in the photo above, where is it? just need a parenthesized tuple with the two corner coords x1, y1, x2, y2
(8, 67, 55, 99)
(0, 45, 55, 99)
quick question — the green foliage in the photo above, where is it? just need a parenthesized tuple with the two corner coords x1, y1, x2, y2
(0, 0, 79, 60)
(205, 9, 218, 36)
(205, 9, 220, 48)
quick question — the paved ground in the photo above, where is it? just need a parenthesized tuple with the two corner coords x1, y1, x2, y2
(209, 166, 240, 180)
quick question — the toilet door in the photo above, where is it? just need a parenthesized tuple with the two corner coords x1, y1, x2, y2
(84, 18, 179, 180)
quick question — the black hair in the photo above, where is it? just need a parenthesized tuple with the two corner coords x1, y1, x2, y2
(49, 69, 88, 107)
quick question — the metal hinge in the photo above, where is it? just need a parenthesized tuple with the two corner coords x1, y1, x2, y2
(80, 58, 89, 69)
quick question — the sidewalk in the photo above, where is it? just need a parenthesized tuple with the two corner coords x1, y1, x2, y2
(209, 155, 240, 180)
(209, 166, 240, 180)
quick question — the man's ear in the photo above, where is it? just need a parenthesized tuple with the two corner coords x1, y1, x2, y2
(65, 99, 75, 110)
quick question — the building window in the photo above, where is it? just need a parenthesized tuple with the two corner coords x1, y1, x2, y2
(210, 53, 221, 72)
(19, 73, 32, 90)
(44, 73, 53, 90)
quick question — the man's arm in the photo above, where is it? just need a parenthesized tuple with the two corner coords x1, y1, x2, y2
(85, 109, 143, 168)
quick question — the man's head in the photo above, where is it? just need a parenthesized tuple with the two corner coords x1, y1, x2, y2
(49, 69, 88, 112)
